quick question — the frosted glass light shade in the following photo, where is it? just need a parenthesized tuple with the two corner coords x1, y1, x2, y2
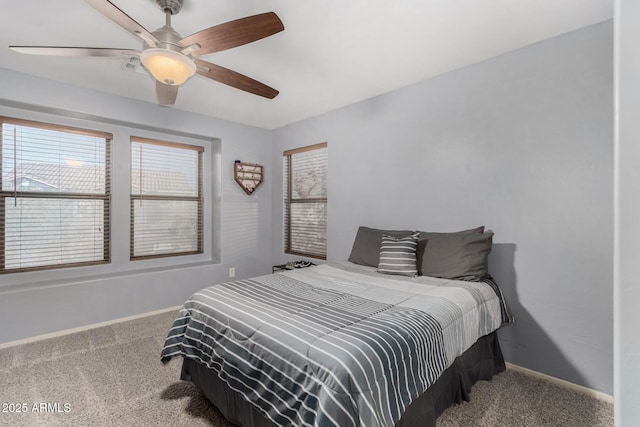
(139, 48, 196, 86)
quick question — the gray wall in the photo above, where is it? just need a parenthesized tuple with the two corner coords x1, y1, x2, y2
(271, 22, 613, 394)
(0, 68, 273, 344)
(615, 1, 640, 425)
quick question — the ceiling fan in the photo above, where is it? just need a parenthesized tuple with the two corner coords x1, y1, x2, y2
(9, 0, 284, 105)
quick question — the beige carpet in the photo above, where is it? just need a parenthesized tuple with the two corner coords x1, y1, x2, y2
(0, 310, 613, 427)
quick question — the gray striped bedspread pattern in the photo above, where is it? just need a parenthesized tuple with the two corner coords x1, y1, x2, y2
(161, 263, 510, 427)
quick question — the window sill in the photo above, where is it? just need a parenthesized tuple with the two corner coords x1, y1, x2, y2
(0, 257, 220, 295)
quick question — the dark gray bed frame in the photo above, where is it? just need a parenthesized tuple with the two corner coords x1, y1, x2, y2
(180, 331, 505, 427)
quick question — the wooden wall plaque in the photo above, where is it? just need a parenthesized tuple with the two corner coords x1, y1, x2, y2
(234, 161, 264, 195)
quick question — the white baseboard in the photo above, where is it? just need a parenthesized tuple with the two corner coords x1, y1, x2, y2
(0, 305, 182, 350)
(505, 362, 614, 404)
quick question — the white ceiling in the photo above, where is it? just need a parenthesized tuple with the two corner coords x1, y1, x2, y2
(1, 1, 612, 130)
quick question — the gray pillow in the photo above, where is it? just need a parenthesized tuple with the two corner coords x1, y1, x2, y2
(377, 232, 419, 277)
(416, 226, 484, 272)
(349, 226, 413, 267)
(418, 227, 492, 280)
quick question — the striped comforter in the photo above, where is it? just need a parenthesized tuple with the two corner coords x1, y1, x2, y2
(161, 262, 511, 427)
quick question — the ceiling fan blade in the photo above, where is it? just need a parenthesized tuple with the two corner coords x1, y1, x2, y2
(84, 0, 160, 47)
(156, 81, 178, 106)
(9, 46, 139, 57)
(180, 12, 284, 56)
(195, 59, 278, 99)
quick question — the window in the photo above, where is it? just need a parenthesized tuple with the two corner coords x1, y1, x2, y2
(0, 117, 111, 273)
(130, 137, 203, 260)
(284, 142, 328, 259)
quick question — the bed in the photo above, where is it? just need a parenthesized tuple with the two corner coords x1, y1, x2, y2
(161, 257, 513, 427)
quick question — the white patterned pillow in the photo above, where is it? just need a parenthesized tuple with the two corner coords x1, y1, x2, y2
(377, 232, 419, 276)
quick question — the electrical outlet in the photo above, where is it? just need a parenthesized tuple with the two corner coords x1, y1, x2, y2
(229, 267, 236, 278)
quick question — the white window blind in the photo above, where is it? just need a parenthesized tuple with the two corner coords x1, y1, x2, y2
(130, 137, 203, 259)
(0, 117, 111, 273)
(284, 142, 327, 259)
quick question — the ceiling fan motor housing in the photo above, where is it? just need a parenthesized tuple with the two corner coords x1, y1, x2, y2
(150, 24, 183, 51)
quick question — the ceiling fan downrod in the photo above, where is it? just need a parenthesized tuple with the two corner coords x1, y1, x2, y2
(149, 0, 185, 50)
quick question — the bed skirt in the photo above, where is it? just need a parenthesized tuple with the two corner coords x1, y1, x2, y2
(180, 331, 505, 427)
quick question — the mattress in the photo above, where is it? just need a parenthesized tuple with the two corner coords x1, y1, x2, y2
(161, 261, 512, 427)
(180, 331, 505, 427)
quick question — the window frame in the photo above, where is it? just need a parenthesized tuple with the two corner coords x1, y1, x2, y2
(129, 136, 204, 261)
(284, 142, 328, 260)
(0, 116, 112, 274)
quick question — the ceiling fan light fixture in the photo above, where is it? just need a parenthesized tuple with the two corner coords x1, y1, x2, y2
(140, 48, 195, 85)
